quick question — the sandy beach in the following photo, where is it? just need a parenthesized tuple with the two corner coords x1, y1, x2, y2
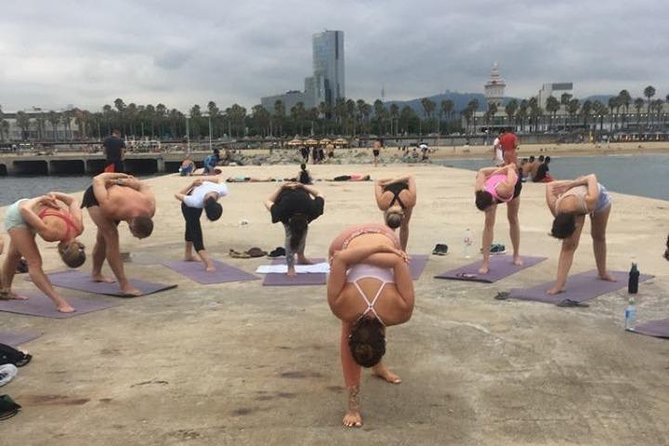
(1, 156, 668, 445)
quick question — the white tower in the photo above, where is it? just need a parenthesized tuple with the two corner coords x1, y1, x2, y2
(484, 62, 506, 108)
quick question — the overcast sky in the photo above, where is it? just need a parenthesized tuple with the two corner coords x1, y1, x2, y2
(1, 0, 667, 113)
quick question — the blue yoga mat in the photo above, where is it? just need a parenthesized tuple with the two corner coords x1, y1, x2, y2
(45, 270, 177, 297)
(434, 255, 547, 283)
(0, 330, 42, 346)
(0, 290, 119, 318)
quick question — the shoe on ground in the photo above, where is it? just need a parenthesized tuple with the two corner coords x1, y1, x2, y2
(432, 243, 448, 256)
(0, 364, 18, 387)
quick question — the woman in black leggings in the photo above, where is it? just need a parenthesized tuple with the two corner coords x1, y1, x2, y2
(175, 176, 229, 271)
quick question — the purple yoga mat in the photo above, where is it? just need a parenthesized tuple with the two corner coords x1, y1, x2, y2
(262, 258, 327, 287)
(434, 255, 547, 283)
(45, 270, 177, 297)
(410, 254, 429, 280)
(162, 259, 259, 284)
(0, 290, 119, 319)
(633, 319, 669, 339)
(508, 270, 654, 304)
(0, 330, 42, 346)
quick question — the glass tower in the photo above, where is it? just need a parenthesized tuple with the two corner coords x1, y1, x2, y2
(311, 30, 345, 109)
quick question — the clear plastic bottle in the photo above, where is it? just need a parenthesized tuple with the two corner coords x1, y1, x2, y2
(463, 228, 473, 258)
(624, 297, 637, 331)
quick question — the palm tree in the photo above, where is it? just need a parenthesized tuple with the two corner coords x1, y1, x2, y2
(567, 98, 580, 129)
(643, 85, 656, 128)
(617, 90, 631, 130)
(517, 100, 528, 132)
(580, 100, 593, 129)
(486, 102, 498, 128)
(504, 99, 518, 128)
(373, 99, 385, 136)
(16, 111, 31, 140)
(528, 97, 541, 132)
(389, 103, 399, 136)
(465, 99, 479, 134)
(633, 98, 644, 128)
(608, 96, 620, 130)
(47, 110, 59, 141)
(440, 99, 454, 131)
(290, 102, 306, 135)
(274, 100, 285, 137)
(545, 96, 560, 131)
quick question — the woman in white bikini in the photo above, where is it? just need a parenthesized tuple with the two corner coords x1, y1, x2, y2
(327, 223, 415, 428)
(545, 173, 615, 294)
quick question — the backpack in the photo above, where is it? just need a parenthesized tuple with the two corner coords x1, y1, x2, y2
(0, 343, 32, 367)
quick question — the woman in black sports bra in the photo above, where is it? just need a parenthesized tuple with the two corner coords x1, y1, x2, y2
(374, 174, 417, 250)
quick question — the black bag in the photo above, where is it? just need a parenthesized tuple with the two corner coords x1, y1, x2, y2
(0, 343, 32, 367)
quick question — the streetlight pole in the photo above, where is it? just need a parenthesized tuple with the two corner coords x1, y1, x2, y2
(186, 115, 191, 153)
(208, 114, 212, 151)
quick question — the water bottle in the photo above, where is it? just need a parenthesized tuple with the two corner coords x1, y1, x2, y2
(463, 228, 473, 258)
(624, 297, 637, 331)
(628, 263, 639, 294)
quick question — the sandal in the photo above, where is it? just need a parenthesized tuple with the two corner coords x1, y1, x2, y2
(432, 243, 448, 256)
(267, 247, 286, 258)
(556, 298, 589, 308)
(246, 247, 267, 258)
(0, 394, 21, 421)
(229, 249, 251, 259)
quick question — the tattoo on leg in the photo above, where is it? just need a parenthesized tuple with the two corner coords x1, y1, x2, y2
(348, 385, 360, 412)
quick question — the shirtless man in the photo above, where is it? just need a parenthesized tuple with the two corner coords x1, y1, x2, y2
(81, 172, 155, 295)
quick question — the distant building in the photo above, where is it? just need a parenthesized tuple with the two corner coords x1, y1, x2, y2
(260, 30, 345, 111)
(484, 63, 506, 108)
(537, 82, 573, 109)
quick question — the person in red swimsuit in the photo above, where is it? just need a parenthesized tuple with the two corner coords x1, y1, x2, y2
(2, 192, 85, 312)
(498, 127, 519, 165)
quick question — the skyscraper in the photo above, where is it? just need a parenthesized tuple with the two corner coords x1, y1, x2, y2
(310, 30, 345, 109)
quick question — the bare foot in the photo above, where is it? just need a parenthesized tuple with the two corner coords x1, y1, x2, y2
(57, 303, 76, 313)
(286, 267, 297, 277)
(92, 274, 115, 283)
(478, 264, 489, 274)
(296, 256, 313, 265)
(343, 410, 363, 428)
(547, 286, 564, 295)
(0, 290, 28, 300)
(184, 256, 197, 262)
(205, 262, 216, 272)
(512, 256, 523, 266)
(372, 364, 402, 384)
(120, 285, 142, 297)
(598, 272, 617, 282)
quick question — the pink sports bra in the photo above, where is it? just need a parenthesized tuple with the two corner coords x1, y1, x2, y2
(38, 208, 79, 240)
(484, 173, 513, 203)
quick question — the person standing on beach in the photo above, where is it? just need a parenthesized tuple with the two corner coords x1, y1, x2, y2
(545, 173, 615, 294)
(327, 223, 415, 427)
(492, 130, 504, 166)
(264, 182, 324, 277)
(498, 127, 519, 165)
(474, 163, 523, 274)
(2, 192, 86, 312)
(81, 172, 155, 296)
(372, 139, 382, 167)
(102, 129, 126, 173)
(175, 176, 228, 272)
(374, 175, 417, 251)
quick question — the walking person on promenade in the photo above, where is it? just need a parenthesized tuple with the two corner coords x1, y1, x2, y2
(81, 172, 155, 296)
(545, 173, 615, 294)
(374, 174, 417, 250)
(102, 128, 126, 173)
(174, 176, 228, 272)
(498, 127, 519, 165)
(2, 192, 86, 312)
(474, 163, 523, 274)
(264, 182, 324, 277)
(327, 223, 415, 427)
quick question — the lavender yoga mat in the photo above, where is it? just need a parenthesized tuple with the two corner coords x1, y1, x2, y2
(508, 270, 654, 304)
(633, 319, 669, 339)
(434, 255, 547, 283)
(410, 254, 429, 280)
(46, 270, 177, 297)
(0, 330, 42, 346)
(162, 259, 259, 284)
(0, 290, 119, 319)
(262, 258, 327, 286)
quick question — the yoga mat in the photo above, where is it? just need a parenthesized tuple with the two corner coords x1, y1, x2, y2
(633, 319, 669, 339)
(262, 258, 327, 286)
(45, 270, 177, 297)
(410, 254, 429, 280)
(256, 263, 330, 274)
(0, 330, 42, 346)
(0, 290, 119, 319)
(162, 259, 259, 284)
(508, 270, 654, 305)
(434, 255, 547, 283)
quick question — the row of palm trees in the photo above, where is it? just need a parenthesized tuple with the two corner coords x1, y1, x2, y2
(1, 86, 666, 143)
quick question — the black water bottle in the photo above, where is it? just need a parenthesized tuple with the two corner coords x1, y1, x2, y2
(628, 263, 639, 294)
